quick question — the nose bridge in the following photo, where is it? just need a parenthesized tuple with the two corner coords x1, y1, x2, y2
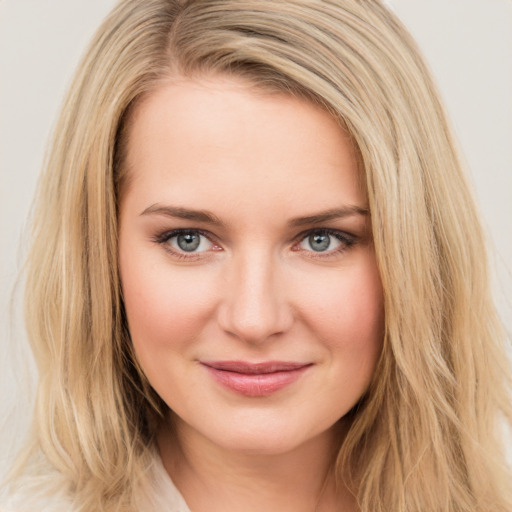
(218, 246, 292, 343)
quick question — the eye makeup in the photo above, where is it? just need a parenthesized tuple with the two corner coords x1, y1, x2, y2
(151, 226, 359, 262)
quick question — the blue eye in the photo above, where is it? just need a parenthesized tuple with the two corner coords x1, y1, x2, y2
(166, 230, 214, 253)
(298, 230, 352, 253)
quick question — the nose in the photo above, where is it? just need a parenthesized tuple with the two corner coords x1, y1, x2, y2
(217, 250, 294, 345)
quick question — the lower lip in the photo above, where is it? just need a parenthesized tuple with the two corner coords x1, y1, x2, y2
(202, 365, 311, 397)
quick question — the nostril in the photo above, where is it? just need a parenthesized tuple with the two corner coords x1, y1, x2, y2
(217, 293, 293, 344)
(216, 256, 294, 343)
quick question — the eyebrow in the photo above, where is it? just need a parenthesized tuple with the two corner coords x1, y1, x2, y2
(140, 204, 224, 226)
(288, 206, 369, 227)
(140, 203, 369, 227)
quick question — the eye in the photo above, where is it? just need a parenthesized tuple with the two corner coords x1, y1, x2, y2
(296, 229, 354, 254)
(156, 229, 216, 254)
(301, 232, 340, 252)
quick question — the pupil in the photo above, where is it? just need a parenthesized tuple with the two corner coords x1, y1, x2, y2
(177, 233, 200, 251)
(309, 233, 330, 252)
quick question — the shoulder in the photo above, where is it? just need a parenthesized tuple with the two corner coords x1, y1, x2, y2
(135, 451, 191, 512)
(0, 452, 189, 512)
(0, 481, 74, 512)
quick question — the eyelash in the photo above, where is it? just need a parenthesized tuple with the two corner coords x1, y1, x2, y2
(152, 228, 218, 261)
(152, 228, 357, 260)
(294, 228, 356, 259)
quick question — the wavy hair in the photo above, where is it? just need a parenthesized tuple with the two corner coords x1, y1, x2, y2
(10, 0, 512, 510)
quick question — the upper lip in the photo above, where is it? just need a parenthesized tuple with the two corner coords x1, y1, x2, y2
(201, 361, 312, 374)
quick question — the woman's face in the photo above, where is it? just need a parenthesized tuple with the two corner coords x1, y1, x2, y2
(118, 75, 384, 455)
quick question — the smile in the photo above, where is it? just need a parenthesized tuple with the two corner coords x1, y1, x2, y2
(200, 360, 313, 397)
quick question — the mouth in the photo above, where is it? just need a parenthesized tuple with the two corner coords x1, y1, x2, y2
(200, 360, 313, 397)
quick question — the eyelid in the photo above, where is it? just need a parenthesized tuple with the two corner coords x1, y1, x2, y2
(293, 227, 355, 242)
(154, 228, 216, 244)
(153, 228, 222, 258)
(292, 228, 356, 256)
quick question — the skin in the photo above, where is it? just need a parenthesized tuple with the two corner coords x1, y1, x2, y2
(118, 75, 384, 511)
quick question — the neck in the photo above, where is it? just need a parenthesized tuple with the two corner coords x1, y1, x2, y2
(157, 415, 357, 512)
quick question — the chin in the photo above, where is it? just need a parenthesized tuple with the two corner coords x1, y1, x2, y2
(177, 409, 339, 458)
(218, 431, 303, 456)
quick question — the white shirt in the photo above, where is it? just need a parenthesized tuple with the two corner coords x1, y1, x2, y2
(0, 452, 191, 512)
(139, 454, 191, 512)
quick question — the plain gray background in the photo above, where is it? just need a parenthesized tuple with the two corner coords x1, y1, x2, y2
(1, 0, 511, 475)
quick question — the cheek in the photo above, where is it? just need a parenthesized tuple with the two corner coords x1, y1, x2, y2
(297, 255, 384, 383)
(302, 259, 382, 336)
(119, 247, 218, 362)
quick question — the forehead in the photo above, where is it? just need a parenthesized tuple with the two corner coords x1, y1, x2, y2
(120, 75, 366, 219)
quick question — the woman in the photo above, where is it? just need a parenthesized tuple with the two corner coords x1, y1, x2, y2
(2, 0, 511, 511)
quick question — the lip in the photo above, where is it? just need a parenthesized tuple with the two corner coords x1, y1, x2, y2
(201, 360, 312, 397)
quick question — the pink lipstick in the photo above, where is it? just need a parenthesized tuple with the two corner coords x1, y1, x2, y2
(201, 360, 312, 396)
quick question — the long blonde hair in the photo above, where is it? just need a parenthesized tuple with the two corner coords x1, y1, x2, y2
(12, 0, 512, 510)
